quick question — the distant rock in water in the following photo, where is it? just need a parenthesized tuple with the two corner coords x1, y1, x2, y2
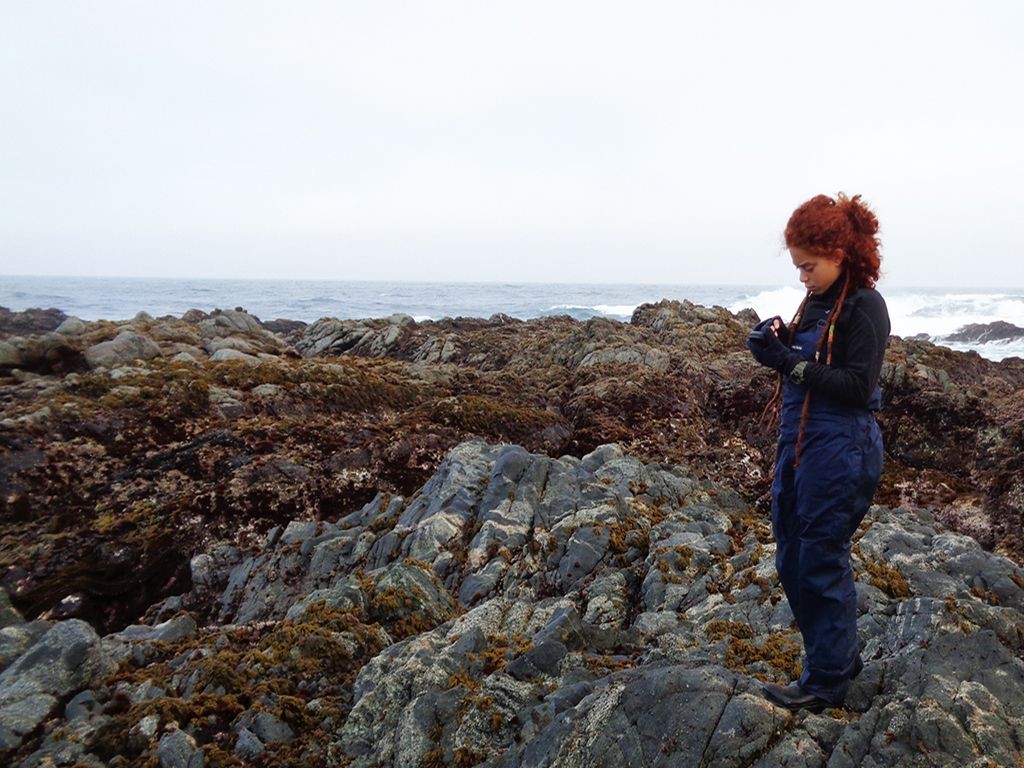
(943, 320, 1024, 344)
(0, 306, 67, 337)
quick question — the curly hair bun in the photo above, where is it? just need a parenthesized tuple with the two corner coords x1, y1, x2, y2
(838, 194, 879, 237)
(786, 192, 882, 289)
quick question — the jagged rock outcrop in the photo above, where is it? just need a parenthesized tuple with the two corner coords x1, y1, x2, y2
(2, 301, 1024, 637)
(0, 307, 291, 376)
(3, 440, 1021, 766)
(3, 301, 1024, 764)
(0, 618, 114, 752)
(296, 313, 417, 358)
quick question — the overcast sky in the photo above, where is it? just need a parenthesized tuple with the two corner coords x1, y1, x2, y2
(2, 1, 1022, 287)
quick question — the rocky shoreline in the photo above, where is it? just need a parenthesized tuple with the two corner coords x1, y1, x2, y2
(1, 302, 1023, 766)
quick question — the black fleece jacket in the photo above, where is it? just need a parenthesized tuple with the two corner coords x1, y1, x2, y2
(782, 278, 891, 408)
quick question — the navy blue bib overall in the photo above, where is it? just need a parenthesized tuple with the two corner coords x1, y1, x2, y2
(770, 319, 884, 703)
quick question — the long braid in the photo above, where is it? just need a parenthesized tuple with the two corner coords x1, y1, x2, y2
(793, 275, 851, 467)
(758, 291, 812, 427)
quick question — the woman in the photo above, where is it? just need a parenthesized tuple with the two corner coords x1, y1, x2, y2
(746, 192, 890, 712)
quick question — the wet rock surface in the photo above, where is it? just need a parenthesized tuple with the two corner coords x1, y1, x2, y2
(943, 320, 1024, 344)
(0, 302, 1023, 765)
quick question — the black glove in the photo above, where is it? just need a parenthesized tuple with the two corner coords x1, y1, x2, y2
(747, 317, 799, 371)
(747, 317, 778, 351)
(750, 316, 789, 345)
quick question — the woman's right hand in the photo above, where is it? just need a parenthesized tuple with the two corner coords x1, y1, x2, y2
(749, 316, 789, 345)
(747, 316, 796, 370)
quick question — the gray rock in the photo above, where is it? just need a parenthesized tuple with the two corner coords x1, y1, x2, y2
(64, 689, 101, 721)
(632, 611, 685, 638)
(207, 385, 247, 418)
(583, 572, 630, 629)
(524, 680, 594, 736)
(11, 718, 109, 768)
(181, 308, 209, 323)
(129, 713, 161, 748)
(394, 440, 495, 558)
(532, 607, 590, 651)
(558, 524, 610, 589)
(84, 331, 162, 369)
(285, 579, 367, 620)
(413, 333, 461, 363)
(944, 320, 1024, 344)
(156, 729, 205, 768)
(339, 596, 568, 766)
(251, 383, 283, 397)
(129, 679, 168, 703)
(114, 614, 197, 644)
(189, 544, 244, 592)
(197, 309, 263, 336)
(507, 640, 568, 681)
(236, 710, 294, 744)
(511, 666, 744, 767)
(370, 559, 457, 623)
(54, 316, 87, 335)
(109, 364, 148, 379)
(296, 314, 415, 358)
(69, 438, 1024, 768)
(4, 332, 84, 376)
(339, 443, 1024, 766)
(108, 384, 141, 400)
(0, 588, 25, 630)
(578, 344, 670, 371)
(204, 336, 257, 355)
(0, 619, 113, 752)
(234, 727, 264, 759)
(459, 558, 508, 605)
(0, 340, 22, 369)
(208, 348, 259, 364)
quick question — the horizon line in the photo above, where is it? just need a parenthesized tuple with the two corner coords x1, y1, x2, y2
(2, 273, 1021, 293)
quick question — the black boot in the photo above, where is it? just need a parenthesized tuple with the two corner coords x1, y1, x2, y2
(761, 683, 832, 713)
(851, 655, 864, 679)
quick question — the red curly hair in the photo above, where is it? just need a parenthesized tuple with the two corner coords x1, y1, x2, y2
(784, 193, 881, 289)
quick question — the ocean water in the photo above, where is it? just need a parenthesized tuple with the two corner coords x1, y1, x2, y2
(2, 275, 1023, 362)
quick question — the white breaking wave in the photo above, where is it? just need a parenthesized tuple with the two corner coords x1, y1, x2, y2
(728, 287, 807, 324)
(592, 304, 639, 318)
(885, 292, 1024, 338)
(938, 338, 1024, 362)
